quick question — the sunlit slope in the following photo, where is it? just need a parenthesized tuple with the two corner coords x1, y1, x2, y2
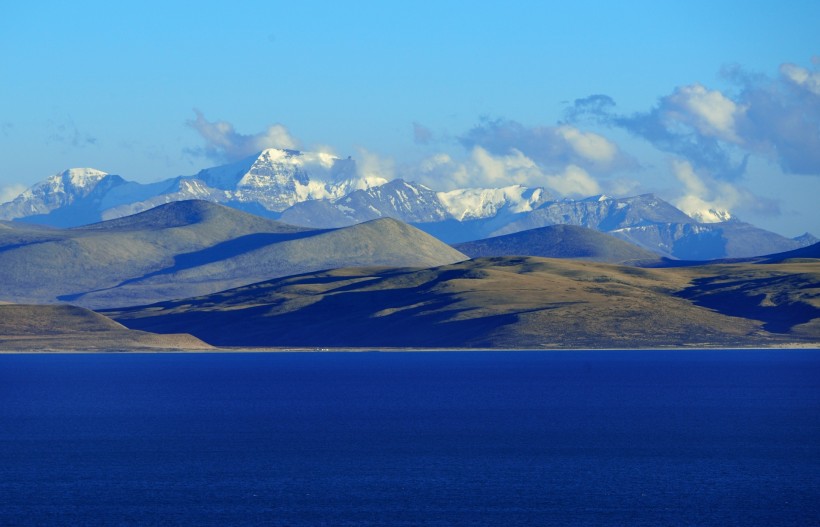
(0, 304, 210, 351)
(108, 256, 819, 349)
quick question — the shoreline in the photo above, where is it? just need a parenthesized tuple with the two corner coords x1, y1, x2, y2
(1, 343, 818, 354)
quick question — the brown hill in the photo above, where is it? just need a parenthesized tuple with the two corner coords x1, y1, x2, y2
(0, 304, 211, 351)
(107, 256, 819, 349)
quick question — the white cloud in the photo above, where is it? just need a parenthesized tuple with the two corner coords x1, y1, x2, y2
(471, 147, 542, 187)
(414, 148, 601, 197)
(0, 184, 27, 204)
(544, 165, 601, 197)
(570, 60, 820, 177)
(415, 148, 543, 190)
(187, 110, 299, 162)
(780, 62, 820, 96)
(665, 84, 745, 143)
(355, 148, 393, 186)
(556, 125, 618, 164)
(416, 153, 470, 189)
(459, 118, 632, 173)
(672, 159, 737, 222)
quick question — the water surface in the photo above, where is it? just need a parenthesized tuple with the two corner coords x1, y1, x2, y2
(1, 350, 818, 525)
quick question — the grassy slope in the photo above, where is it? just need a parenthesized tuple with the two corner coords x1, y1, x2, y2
(108, 256, 820, 349)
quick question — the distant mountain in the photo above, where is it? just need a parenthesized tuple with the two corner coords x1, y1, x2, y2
(107, 256, 819, 349)
(649, 241, 820, 267)
(493, 194, 695, 234)
(761, 241, 820, 263)
(610, 219, 810, 260)
(793, 232, 819, 246)
(453, 224, 662, 265)
(279, 179, 451, 227)
(0, 168, 126, 226)
(0, 303, 209, 351)
(2, 150, 812, 260)
(0, 149, 383, 227)
(0, 200, 466, 309)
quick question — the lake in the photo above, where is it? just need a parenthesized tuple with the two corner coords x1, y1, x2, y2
(1, 350, 818, 526)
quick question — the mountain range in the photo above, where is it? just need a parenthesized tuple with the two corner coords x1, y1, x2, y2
(2, 149, 815, 260)
(0, 197, 816, 350)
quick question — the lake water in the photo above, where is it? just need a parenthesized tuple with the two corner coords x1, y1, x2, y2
(1, 350, 818, 526)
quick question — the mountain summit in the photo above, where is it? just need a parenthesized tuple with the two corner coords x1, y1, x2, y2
(0, 168, 113, 220)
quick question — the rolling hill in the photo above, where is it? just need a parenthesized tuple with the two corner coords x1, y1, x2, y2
(107, 256, 819, 349)
(453, 224, 662, 265)
(0, 200, 467, 309)
(0, 304, 210, 351)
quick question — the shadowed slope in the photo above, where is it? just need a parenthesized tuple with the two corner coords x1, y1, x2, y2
(675, 262, 820, 334)
(646, 241, 820, 268)
(108, 256, 819, 349)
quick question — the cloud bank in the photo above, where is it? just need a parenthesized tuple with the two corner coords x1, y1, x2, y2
(186, 110, 298, 162)
(459, 118, 631, 174)
(414, 147, 600, 197)
(567, 58, 820, 179)
(0, 184, 26, 205)
(671, 159, 779, 223)
(184, 58, 817, 219)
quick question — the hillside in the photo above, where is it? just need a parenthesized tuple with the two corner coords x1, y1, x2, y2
(0, 304, 210, 351)
(453, 224, 662, 264)
(0, 200, 466, 309)
(107, 256, 819, 349)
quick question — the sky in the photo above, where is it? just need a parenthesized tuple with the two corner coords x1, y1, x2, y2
(1, 0, 818, 236)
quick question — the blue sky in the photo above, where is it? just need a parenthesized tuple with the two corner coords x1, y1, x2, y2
(1, 0, 818, 236)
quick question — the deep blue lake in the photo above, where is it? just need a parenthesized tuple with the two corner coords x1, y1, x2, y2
(1, 350, 819, 526)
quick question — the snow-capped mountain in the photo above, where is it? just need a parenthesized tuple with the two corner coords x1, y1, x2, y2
(687, 207, 733, 223)
(194, 148, 382, 211)
(0, 149, 383, 227)
(438, 185, 550, 221)
(405, 193, 699, 246)
(279, 179, 451, 228)
(485, 193, 694, 237)
(0, 168, 112, 220)
(279, 182, 551, 228)
(1, 149, 814, 259)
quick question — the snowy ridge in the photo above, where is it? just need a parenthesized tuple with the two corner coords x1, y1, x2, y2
(0, 151, 812, 260)
(688, 208, 733, 223)
(194, 148, 384, 212)
(0, 168, 110, 220)
(437, 185, 548, 221)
